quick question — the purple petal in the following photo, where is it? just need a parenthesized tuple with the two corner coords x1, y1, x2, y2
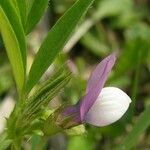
(79, 53, 116, 121)
(86, 53, 116, 93)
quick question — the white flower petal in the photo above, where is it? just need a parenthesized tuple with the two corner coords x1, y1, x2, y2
(85, 87, 131, 127)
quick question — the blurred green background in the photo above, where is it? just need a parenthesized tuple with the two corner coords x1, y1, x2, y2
(0, 0, 150, 149)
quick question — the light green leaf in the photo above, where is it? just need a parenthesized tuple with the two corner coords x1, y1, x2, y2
(25, 0, 49, 34)
(26, 0, 95, 93)
(0, 0, 27, 70)
(117, 106, 150, 150)
(0, 6, 25, 93)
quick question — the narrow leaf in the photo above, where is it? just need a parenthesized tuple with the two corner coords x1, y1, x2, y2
(0, 7, 25, 93)
(25, 0, 49, 34)
(117, 106, 150, 150)
(26, 0, 34, 14)
(15, 0, 27, 29)
(0, 0, 27, 72)
(27, 0, 95, 93)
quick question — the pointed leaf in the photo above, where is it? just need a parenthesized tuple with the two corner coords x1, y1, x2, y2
(26, 0, 95, 93)
(15, 0, 27, 29)
(0, 6, 25, 93)
(0, 0, 27, 72)
(25, 0, 49, 34)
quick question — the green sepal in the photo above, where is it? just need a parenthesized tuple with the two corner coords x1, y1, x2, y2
(15, 65, 72, 134)
(65, 125, 86, 136)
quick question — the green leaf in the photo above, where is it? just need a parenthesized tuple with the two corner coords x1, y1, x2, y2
(116, 106, 150, 150)
(0, 0, 27, 71)
(26, 0, 34, 14)
(26, 0, 95, 93)
(0, 5, 25, 93)
(25, 0, 49, 34)
(15, 0, 27, 29)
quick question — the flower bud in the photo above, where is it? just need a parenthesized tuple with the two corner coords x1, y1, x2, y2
(85, 87, 131, 126)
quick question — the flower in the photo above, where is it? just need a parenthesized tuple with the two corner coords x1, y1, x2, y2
(44, 53, 131, 133)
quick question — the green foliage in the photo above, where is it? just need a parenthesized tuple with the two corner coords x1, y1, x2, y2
(15, 0, 27, 29)
(0, 133, 12, 150)
(0, 0, 26, 70)
(26, 0, 94, 93)
(22, 66, 71, 125)
(7, 64, 71, 138)
(25, 0, 49, 34)
(0, 1, 26, 94)
(0, 0, 96, 148)
(0, 0, 149, 149)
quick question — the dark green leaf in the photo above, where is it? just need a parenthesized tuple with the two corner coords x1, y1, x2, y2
(25, 0, 49, 34)
(15, 0, 27, 29)
(26, 0, 95, 93)
(26, 0, 34, 14)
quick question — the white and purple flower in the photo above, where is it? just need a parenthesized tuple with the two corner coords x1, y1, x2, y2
(55, 54, 131, 129)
